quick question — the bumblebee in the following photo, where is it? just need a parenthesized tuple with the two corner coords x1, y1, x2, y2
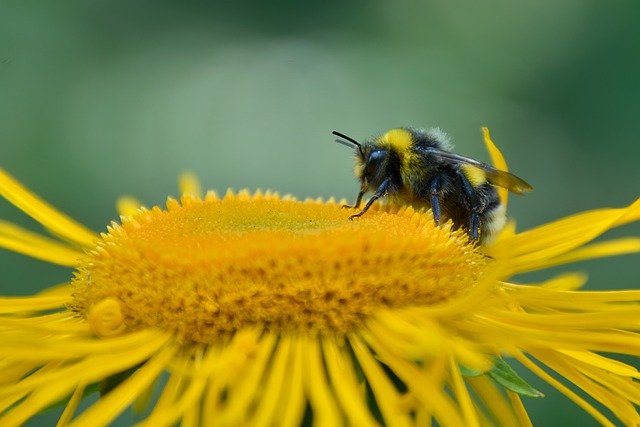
(333, 127, 532, 245)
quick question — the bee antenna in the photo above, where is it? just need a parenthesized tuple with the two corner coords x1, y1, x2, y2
(332, 130, 364, 158)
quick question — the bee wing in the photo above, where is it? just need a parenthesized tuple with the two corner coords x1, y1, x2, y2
(422, 147, 533, 194)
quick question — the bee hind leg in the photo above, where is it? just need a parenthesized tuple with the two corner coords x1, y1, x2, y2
(469, 212, 480, 241)
(456, 171, 481, 242)
(430, 175, 444, 225)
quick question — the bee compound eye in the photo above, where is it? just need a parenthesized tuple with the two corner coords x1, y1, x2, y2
(365, 150, 385, 174)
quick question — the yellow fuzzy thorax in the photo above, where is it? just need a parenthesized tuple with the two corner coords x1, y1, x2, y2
(376, 128, 421, 182)
(378, 128, 414, 153)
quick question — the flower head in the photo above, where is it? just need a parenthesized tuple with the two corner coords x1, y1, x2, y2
(1, 131, 640, 427)
(74, 190, 488, 343)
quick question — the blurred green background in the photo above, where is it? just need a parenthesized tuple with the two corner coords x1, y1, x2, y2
(1, 1, 639, 425)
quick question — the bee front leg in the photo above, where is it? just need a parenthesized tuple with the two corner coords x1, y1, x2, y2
(349, 178, 390, 220)
(343, 190, 365, 209)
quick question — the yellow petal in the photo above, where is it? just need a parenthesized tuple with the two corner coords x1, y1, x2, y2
(178, 173, 203, 198)
(0, 221, 83, 266)
(482, 127, 509, 206)
(489, 199, 640, 275)
(0, 169, 97, 248)
(116, 196, 144, 217)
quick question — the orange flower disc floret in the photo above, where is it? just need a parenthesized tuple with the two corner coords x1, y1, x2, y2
(72, 191, 488, 344)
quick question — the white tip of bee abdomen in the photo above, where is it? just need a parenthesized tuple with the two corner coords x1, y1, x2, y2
(480, 203, 506, 245)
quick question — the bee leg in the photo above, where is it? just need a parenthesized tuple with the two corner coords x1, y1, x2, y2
(469, 212, 480, 241)
(343, 190, 365, 209)
(456, 171, 481, 241)
(349, 178, 390, 220)
(430, 175, 444, 226)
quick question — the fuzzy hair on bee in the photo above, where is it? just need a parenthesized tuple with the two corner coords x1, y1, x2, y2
(333, 127, 532, 245)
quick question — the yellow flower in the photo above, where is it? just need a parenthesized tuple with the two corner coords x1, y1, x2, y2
(1, 130, 640, 427)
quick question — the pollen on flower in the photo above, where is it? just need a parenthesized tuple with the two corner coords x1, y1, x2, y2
(71, 191, 489, 344)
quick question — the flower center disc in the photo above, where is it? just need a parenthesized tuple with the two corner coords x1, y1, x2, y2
(72, 193, 488, 343)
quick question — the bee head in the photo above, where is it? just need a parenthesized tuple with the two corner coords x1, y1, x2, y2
(333, 130, 392, 188)
(333, 130, 368, 180)
(360, 148, 389, 182)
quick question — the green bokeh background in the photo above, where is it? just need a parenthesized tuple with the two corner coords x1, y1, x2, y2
(1, 1, 639, 426)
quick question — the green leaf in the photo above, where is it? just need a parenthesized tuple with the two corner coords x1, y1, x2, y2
(459, 365, 486, 377)
(39, 382, 101, 413)
(100, 363, 144, 396)
(488, 357, 544, 398)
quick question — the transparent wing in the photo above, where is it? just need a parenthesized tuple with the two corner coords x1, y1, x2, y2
(421, 147, 533, 195)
